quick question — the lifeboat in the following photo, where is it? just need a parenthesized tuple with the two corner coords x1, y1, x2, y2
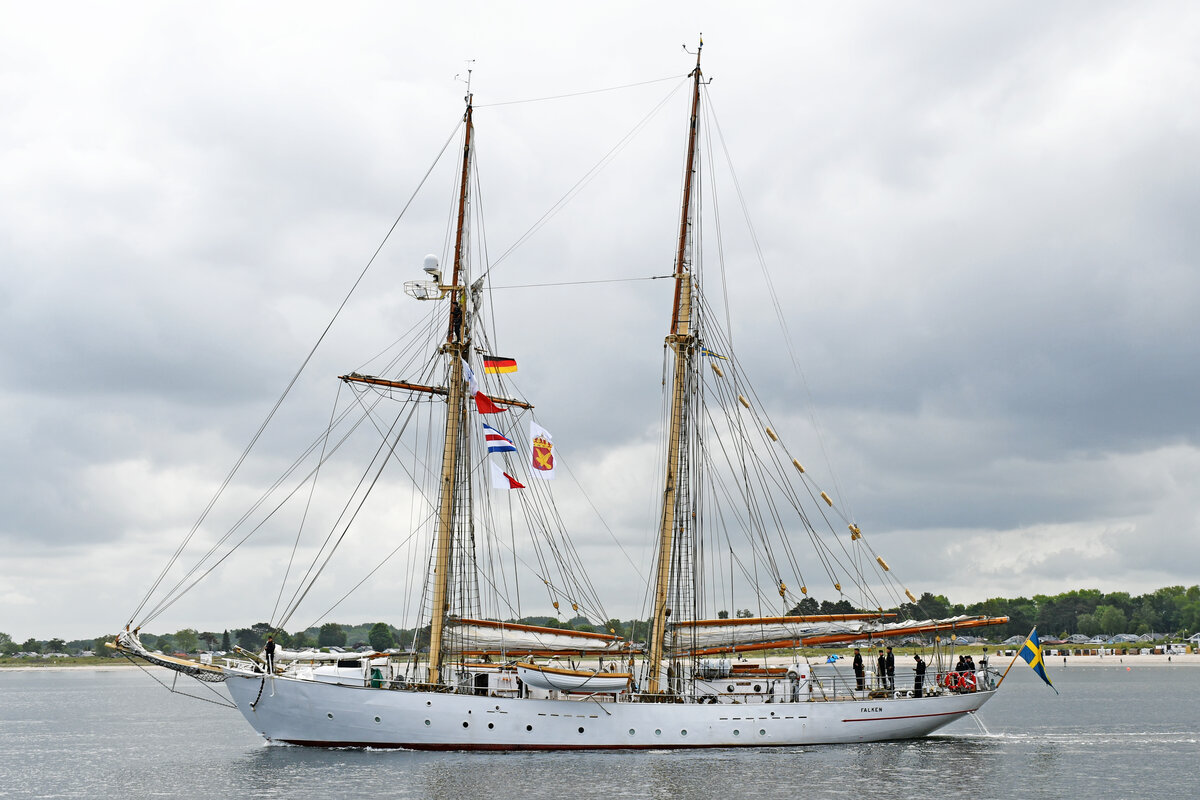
(515, 662, 632, 693)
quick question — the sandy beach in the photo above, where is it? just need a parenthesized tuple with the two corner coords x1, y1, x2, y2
(771, 651, 1200, 668)
(1005, 652, 1199, 667)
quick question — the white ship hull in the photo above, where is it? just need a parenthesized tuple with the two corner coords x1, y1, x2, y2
(224, 668, 993, 750)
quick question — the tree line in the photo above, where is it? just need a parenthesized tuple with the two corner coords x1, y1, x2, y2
(6, 584, 1198, 656)
(881, 584, 1200, 641)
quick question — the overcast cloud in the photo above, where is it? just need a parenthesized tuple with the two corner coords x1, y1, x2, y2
(2, 1, 1198, 641)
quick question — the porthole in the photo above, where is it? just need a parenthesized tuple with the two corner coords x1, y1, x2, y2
(754, 684, 762, 692)
(681, 729, 688, 737)
(759, 729, 766, 736)
(733, 729, 740, 736)
(462, 721, 469, 728)
(426, 701, 432, 706)
(327, 713, 334, 719)
(726, 685, 734, 692)
(374, 716, 381, 724)
(628, 728, 636, 736)
(654, 729, 662, 736)
(488, 723, 494, 729)
(424, 719, 431, 726)
(526, 725, 533, 732)
(578, 727, 585, 734)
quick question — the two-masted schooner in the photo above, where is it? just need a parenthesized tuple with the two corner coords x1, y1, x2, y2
(115, 42, 1007, 749)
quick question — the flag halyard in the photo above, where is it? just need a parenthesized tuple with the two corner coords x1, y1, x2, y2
(489, 461, 525, 489)
(482, 423, 517, 453)
(530, 421, 555, 479)
(474, 392, 504, 414)
(483, 355, 518, 374)
(1018, 627, 1058, 694)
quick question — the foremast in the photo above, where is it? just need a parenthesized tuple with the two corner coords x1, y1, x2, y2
(646, 40, 703, 695)
(427, 93, 475, 686)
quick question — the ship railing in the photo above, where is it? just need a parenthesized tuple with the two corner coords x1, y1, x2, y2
(928, 667, 997, 693)
(806, 667, 996, 700)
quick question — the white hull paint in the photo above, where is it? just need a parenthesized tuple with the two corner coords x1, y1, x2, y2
(224, 669, 993, 750)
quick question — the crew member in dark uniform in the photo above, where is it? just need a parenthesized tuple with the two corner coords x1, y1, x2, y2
(885, 646, 896, 690)
(264, 635, 276, 674)
(913, 654, 926, 698)
(852, 648, 865, 693)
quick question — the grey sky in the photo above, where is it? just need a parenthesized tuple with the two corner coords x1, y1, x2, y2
(2, 1, 1198, 641)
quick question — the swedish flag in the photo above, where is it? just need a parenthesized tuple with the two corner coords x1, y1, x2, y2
(1018, 628, 1059, 694)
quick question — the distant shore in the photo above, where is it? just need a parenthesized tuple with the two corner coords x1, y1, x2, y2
(766, 652, 1200, 668)
(1033, 652, 1198, 667)
(0, 663, 151, 671)
(3, 651, 1197, 672)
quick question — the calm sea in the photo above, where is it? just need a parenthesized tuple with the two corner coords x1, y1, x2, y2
(0, 663, 1195, 799)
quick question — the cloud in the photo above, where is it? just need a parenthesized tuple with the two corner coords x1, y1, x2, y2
(2, 2, 1198, 640)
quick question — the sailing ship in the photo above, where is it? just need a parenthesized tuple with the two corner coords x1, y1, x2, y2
(114, 42, 1008, 749)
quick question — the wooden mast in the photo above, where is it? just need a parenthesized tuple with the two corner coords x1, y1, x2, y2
(646, 39, 703, 695)
(427, 93, 474, 686)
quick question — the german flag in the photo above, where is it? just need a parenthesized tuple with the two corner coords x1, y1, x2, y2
(483, 355, 517, 374)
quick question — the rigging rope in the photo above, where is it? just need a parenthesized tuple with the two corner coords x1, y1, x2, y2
(475, 74, 684, 107)
(487, 274, 673, 290)
(479, 77, 689, 280)
(701, 83, 851, 520)
(128, 118, 465, 630)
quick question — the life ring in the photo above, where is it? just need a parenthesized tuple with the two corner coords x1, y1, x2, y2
(941, 673, 957, 690)
(962, 672, 977, 692)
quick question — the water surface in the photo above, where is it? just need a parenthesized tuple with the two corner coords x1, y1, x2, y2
(1, 663, 1194, 798)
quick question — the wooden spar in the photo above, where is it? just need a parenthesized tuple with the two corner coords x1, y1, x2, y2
(340, 375, 448, 396)
(671, 613, 895, 628)
(995, 626, 1034, 688)
(514, 662, 633, 680)
(458, 649, 630, 657)
(647, 40, 703, 695)
(456, 617, 622, 641)
(446, 95, 473, 344)
(338, 374, 533, 410)
(679, 616, 1011, 657)
(669, 40, 703, 333)
(427, 94, 475, 686)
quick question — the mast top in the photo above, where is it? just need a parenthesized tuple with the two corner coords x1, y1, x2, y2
(456, 59, 475, 102)
(685, 34, 703, 74)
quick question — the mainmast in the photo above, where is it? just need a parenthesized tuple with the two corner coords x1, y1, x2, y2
(427, 93, 474, 685)
(646, 39, 703, 695)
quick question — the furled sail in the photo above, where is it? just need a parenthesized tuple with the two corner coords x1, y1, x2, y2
(670, 614, 1008, 655)
(110, 630, 227, 683)
(445, 618, 630, 655)
(272, 649, 386, 663)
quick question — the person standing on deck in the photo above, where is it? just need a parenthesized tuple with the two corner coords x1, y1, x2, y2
(876, 649, 886, 690)
(852, 648, 865, 693)
(264, 635, 276, 674)
(913, 654, 926, 697)
(885, 646, 895, 690)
